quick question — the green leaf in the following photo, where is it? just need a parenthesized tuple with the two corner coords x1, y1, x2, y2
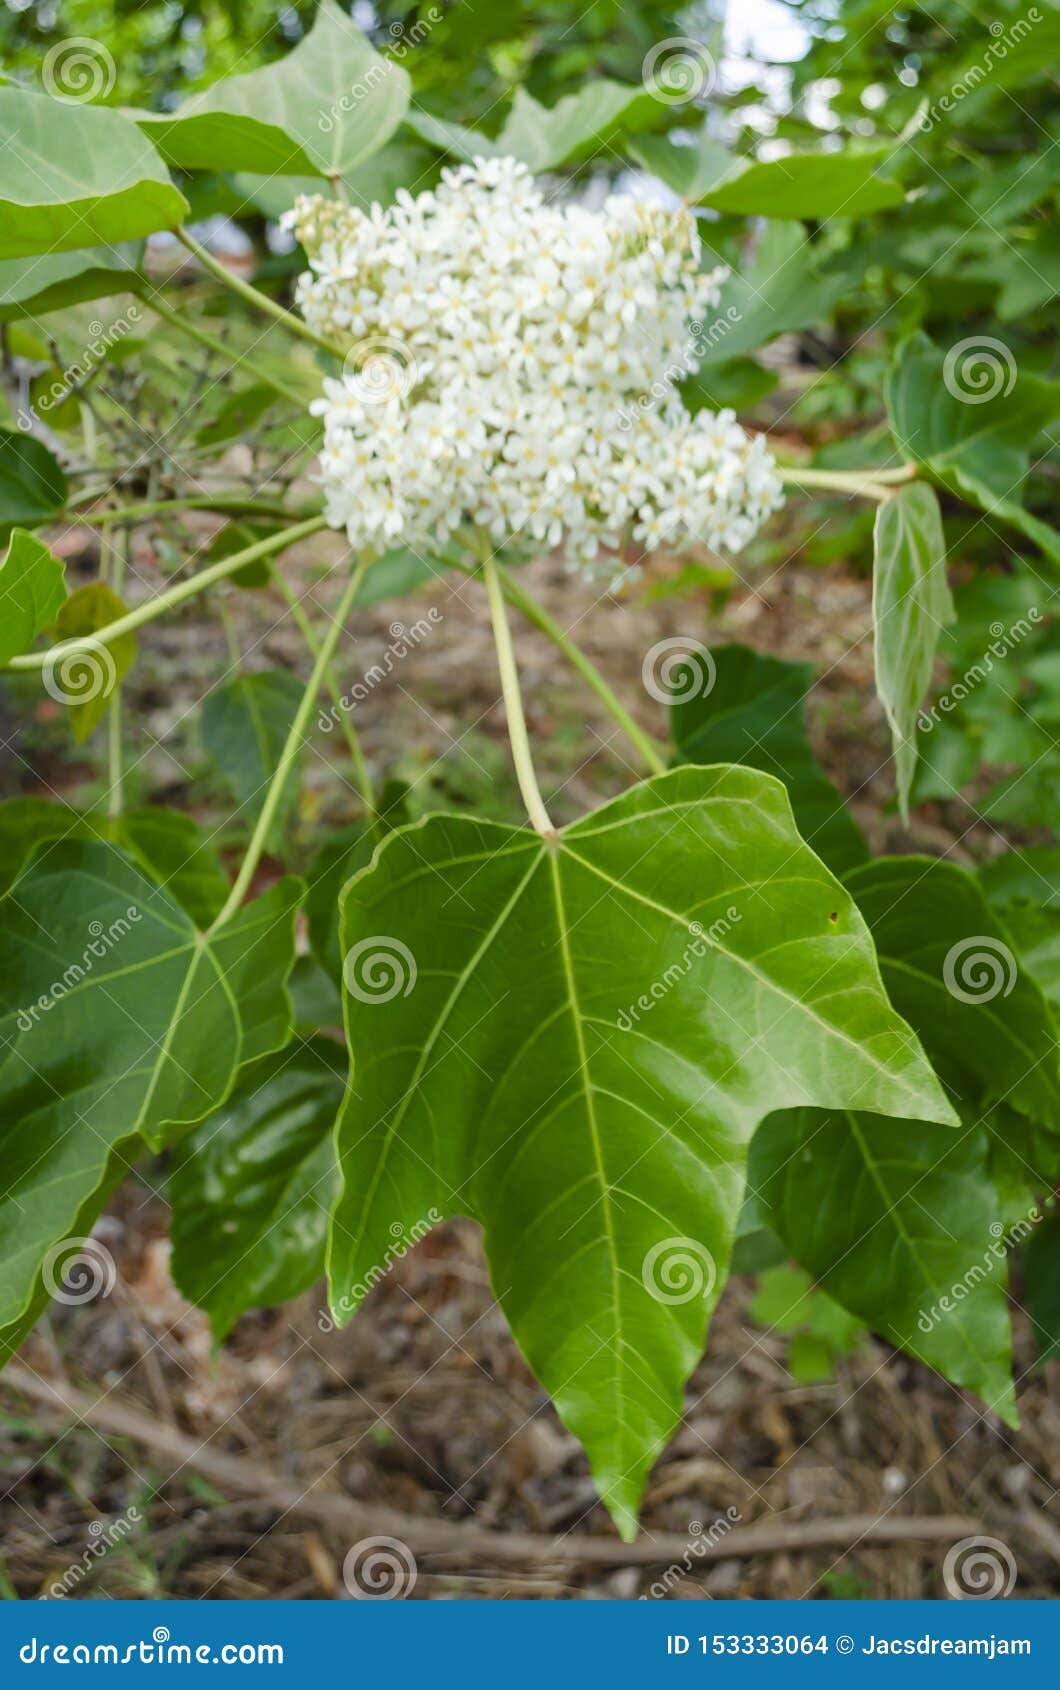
(845, 856, 1060, 1133)
(407, 79, 657, 172)
(0, 430, 68, 538)
(980, 851, 1060, 1028)
(0, 90, 187, 258)
(885, 332, 1060, 570)
(136, 1, 409, 178)
(1025, 1212, 1060, 1365)
(50, 582, 137, 743)
(698, 223, 849, 364)
(194, 384, 282, 448)
(305, 784, 411, 987)
(698, 147, 906, 218)
(752, 1105, 1016, 1422)
(330, 765, 955, 1538)
(0, 528, 66, 662)
(628, 132, 734, 201)
(872, 483, 955, 820)
(0, 244, 145, 322)
(170, 1037, 345, 1340)
(0, 842, 299, 1357)
(0, 798, 228, 929)
(232, 142, 438, 219)
(356, 547, 451, 608)
(670, 644, 868, 878)
(200, 669, 304, 851)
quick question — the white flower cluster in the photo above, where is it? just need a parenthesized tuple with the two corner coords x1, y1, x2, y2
(286, 158, 783, 578)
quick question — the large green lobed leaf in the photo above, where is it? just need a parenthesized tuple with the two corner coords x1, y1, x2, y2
(0, 843, 300, 1359)
(329, 765, 954, 1537)
(135, 1, 409, 178)
(0, 90, 186, 258)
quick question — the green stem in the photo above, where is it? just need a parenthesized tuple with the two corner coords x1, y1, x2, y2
(174, 226, 345, 359)
(481, 548, 556, 838)
(495, 564, 667, 778)
(74, 496, 308, 526)
(268, 559, 376, 814)
(145, 295, 306, 406)
(5, 516, 327, 672)
(210, 555, 369, 928)
(106, 523, 127, 822)
(779, 465, 914, 502)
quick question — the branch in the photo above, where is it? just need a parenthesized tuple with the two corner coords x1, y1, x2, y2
(3, 516, 328, 673)
(5, 1364, 981, 1570)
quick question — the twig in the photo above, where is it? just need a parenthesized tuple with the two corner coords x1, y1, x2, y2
(5, 1365, 980, 1569)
